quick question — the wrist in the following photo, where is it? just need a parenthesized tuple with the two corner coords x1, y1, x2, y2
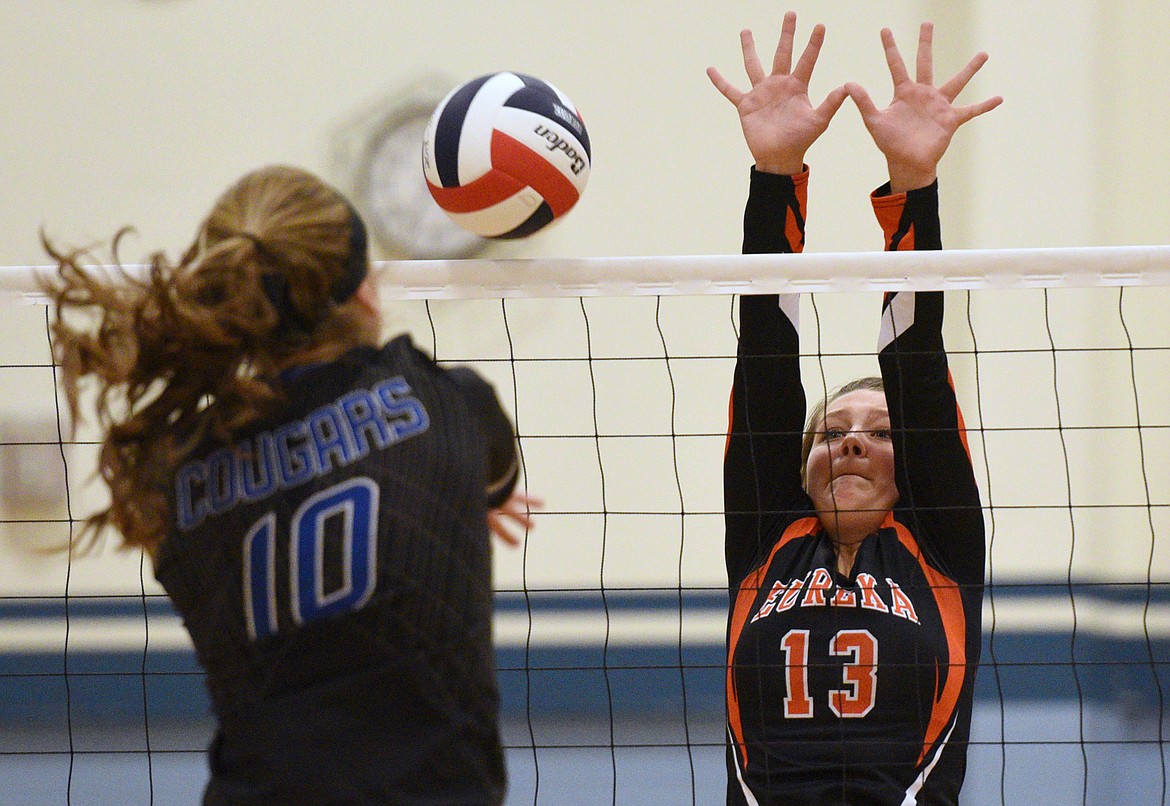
(754, 157, 806, 177)
(887, 163, 937, 195)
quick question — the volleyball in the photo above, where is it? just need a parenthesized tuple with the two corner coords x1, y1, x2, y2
(422, 72, 591, 239)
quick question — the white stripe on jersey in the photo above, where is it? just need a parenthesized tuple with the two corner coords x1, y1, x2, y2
(899, 715, 959, 806)
(877, 291, 917, 353)
(728, 725, 763, 806)
(778, 293, 800, 332)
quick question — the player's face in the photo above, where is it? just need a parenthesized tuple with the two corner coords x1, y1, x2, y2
(805, 389, 898, 531)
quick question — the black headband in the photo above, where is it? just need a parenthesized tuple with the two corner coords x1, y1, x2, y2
(332, 202, 369, 304)
(257, 202, 369, 328)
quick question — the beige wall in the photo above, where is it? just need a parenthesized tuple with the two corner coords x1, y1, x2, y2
(8, 0, 1170, 267)
(1, 2, 1168, 604)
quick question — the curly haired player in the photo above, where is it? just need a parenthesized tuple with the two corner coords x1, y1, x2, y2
(44, 164, 539, 805)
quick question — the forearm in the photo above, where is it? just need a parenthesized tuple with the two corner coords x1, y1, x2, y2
(726, 169, 811, 577)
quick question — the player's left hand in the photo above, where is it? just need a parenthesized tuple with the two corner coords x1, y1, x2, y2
(488, 491, 543, 548)
(846, 22, 1002, 193)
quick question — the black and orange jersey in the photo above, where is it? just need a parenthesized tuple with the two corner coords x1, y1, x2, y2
(155, 334, 518, 805)
(724, 168, 985, 805)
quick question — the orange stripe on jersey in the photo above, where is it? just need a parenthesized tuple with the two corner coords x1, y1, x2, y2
(490, 130, 580, 215)
(948, 369, 973, 461)
(900, 223, 916, 251)
(726, 516, 820, 768)
(871, 192, 915, 251)
(789, 169, 808, 253)
(785, 199, 803, 250)
(891, 521, 967, 766)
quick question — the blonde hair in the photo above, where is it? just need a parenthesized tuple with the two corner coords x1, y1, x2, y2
(43, 165, 379, 556)
(800, 376, 885, 488)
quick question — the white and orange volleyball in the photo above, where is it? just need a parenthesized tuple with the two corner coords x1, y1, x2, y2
(422, 72, 591, 239)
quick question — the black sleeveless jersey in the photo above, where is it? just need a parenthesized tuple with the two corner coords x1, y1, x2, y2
(155, 334, 519, 805)
(724, 169, 985, 805)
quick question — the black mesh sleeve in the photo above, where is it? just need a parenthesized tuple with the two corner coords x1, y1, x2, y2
(447, 367, 520, 509)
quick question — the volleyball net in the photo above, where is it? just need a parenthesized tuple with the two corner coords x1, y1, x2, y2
(0, 248, 1167, 804)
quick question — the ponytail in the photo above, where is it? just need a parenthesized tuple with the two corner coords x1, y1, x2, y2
(44, 165, 379, 555)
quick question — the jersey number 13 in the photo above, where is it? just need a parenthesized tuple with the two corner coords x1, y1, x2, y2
(781, 628, 878, 718)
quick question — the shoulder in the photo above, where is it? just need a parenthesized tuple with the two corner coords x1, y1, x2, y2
(323, 334, 437, 389)
(369, 337, 505, 420)
(372, 333, 429, 368)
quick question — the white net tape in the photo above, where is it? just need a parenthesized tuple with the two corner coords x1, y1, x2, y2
(5, 244, 1170, 303)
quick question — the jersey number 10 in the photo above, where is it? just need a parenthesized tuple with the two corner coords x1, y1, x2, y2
(242, 477, 380, 640)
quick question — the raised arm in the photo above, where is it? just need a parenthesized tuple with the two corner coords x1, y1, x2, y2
(874, 187, 984, 584)
(847, 21, 1002, 194)
(710, 12, 843, 581)
(446, 367, 537, 549)
(855, 23, 997, 583)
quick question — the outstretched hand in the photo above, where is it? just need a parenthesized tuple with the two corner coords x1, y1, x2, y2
(846, 23, 1003, 193)
(707, 11, 848, 176)
(488, 491, 543, 548)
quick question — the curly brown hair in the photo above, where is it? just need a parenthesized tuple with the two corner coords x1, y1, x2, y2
(43, 165, 380, 556)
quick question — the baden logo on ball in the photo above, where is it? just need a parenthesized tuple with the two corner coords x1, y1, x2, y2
(422, 72, 591, 239)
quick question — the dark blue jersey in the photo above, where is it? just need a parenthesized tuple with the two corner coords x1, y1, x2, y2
(724, 169, 985, 805)
(155, 334, 518, 805)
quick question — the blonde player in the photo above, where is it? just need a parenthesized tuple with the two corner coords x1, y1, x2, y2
(711, 12, 1000, 804)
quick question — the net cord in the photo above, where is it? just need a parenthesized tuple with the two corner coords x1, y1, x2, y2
(5, 244, 1170, 302)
